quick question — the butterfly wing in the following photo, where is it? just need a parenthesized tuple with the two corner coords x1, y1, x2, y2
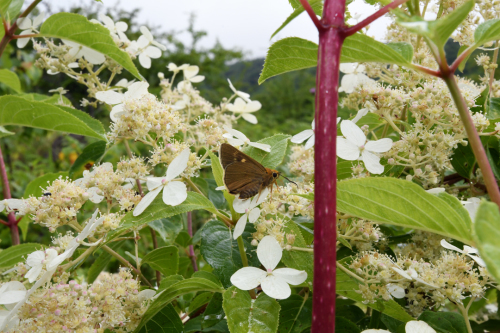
(220, 143, 269, 199)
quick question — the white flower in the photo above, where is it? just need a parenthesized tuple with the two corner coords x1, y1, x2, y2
(426, 188, 446, 194)
(128, 26, 166, 69)
(386, 283, 405, 299)
(230, 236, 307, 299)
(183, 65, 205, 83)
(16, 12, 44, 48)
(339, 63, 377, 93)
(337, 120, 392, 174)
(97, 13, 129, 42)
(361, 320, 436, 333)
(461, 197, 480, 221)
(115, 78, 135, 88)
(95, 81, 149, 121)
(133, 149, 190, 216)
(24, 249, 58, 283)
(440, 239, 485, 267)
(167, 63, 188, 74)
(47, 209, 104, 270)
(173, 94, 190, 110)
(352, 108, 368, 123)
(226, 97, 262, 124)
(232, 188, 270, 239)
(228, 79, 251, 102)
(74, 163, 115, 203)
(63, 40, 106, 65)
(291, 119, 315, 150)
(0, 199, 26, 214)
(0, 282, 26, 309)
(138, 289, 157, 302)
(223, 126, 271, 152)
(391, 267, 438, 289)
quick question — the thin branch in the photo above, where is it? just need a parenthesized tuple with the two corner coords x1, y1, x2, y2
(237, 236, 256, 299)
(11, 33, 37, 39)
(449, 44, 476, 73)
(298, 0, 324, 31)
(102, 245, 153, 288)
(343, 0, 410, 37)
(409, 64, 441, 77)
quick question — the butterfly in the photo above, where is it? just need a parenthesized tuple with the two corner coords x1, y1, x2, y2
(219, 143, 296, 200)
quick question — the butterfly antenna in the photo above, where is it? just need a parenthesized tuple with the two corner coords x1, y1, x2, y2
(281, 175, 298, 186)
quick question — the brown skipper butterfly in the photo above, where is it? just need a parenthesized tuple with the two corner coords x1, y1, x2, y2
(219, 143, 296, 199)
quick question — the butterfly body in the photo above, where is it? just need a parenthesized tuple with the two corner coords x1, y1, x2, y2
(219, 143, 280, 199)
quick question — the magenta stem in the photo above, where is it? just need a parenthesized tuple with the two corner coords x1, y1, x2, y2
(310, 0, 346, 331)
(298, 0, 325, 31)
(187, 211, 198, 271)
(0, 145, 19, 245)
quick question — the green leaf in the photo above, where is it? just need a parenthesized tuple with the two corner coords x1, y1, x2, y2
(200, 220, 260, 288)
(133, 275, 224, 333)
(0, 0, 23, 22)
(336, 317, 361, 333)
(175, 231, 192, 247)
(202, 293, 225, 329)
(474, 19, 500, 47)
(0, 243, 43, 268)
(209, 152, 237, 217)
(223, 286, 280, 333)
(17, 93, 72, 106)
(341, 33, 410, 65)
(436, 192, 472, 227)
(259, 34, 409, 83)
(258, 37, 318, 84)
(69, 141, 107, 179)
(39, 13, 142, 80)
(457, 45, 472, 72)
(23, 172, 68, 198)
(474, 201, 500, 283)
(0, 126, 14, 138)
(243, 134, 291, 169)
(418, 311, 468, 333)
(107, 192, 217, 242)
(451, 143, 476, 179)
(271, 0, 322, 39)
(87, 240, 125, 283)
(188, 292, 213, 315)
(337, 264, 413, 322)
(0, 96, 107, 141)
(57, 105, 106, 138)
(336, 177, 472, 244)
(387, 42, 414, 63)
(338, 161, 354, 180)
(397, 1, 474, 48)
(137, 303, 183, 333)
(0, 69, 21, 92)
(142, 246, 179, 277)
(281, 216, 314, 287)
(149, 216, 183, 245)
(278, 294, 312, 333)
(489, 97, 500, 120)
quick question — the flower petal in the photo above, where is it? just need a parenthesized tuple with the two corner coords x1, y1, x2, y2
(166, 149, 190, 181)
(468, 254, 486, 267)
(391, 267, 412, 280)
(261, 275, 291, 299)
(189, 75, 205, 83)
(183, 65, 200, 79)
(226, 137, 244, 146)
(138, 289, 156, 302)
(336, 138, 360, 160)
(245, 101, 262, 112)
(24, 265, 43, 283)
(146, 177, 165, 191)
(17, 17, 32, 30)
(133, 186, 162, 216)
(110, 104, 125, 122)
(248, 208, 260, 223)
(233, 214, 248, 240)
(145, 46, 161, 58)
(273, 268, 307, 285)
(365, 138, 393, 153)
(87, 187, 104, 203)
(387, 283, 405, 299)
(257, 236, 282, 271)
(352, 108, 368, 124)
(126, 81, 149, 99)
(163, 181, 187, 206)
(304, 134, 315, 150)
(249, 142, 271, 152)
(115, 21, 128, 32)
(0, 291, 26, 305)
(83, 48, 106, 64)
(16, 33, 31, 48)
(291, 130, 313, 144)
(426, 188, 446, 194)
(339, 63, 356, 74)
(405, 321, 437, 333)
(26, 250, 45, 267)
(340, 120, 366, 147)
(140, 26, 154, 41)
(361, 150, 384, 174)
(233, 197, 250, 214)
(224, 126, 247, 141)
(95, 90, 124, 105)
(139, 53, 152, 69)
(241, 113, 258, 124)
(440, 239, 463, 253)
(255, 187, 270, 206)
(230, 267, 267, 290)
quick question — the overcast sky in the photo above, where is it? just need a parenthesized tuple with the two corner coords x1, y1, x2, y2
(47, 0, 391, 59)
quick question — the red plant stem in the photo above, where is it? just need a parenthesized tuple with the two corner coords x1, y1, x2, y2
(299, 0, 325, 31)
(187, 211, 198, 271)
(343, 0, 410, 37)
(310, 0, 346, 331)
(409, 64, 441, 77)
(0, 145, 19, 245)
(449, 45, 475, 73)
